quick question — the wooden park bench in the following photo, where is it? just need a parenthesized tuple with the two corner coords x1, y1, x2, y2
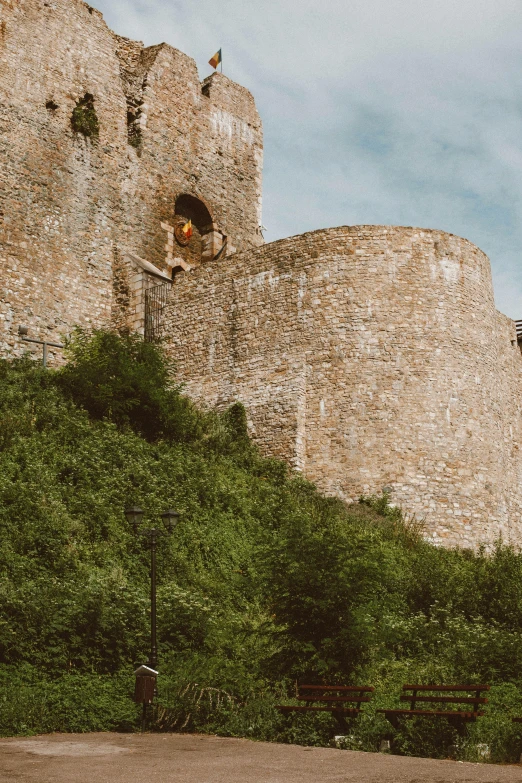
(276, 684, 374, 730)
(378, 684, 490, 734)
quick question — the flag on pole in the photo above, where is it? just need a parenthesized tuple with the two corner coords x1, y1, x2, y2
(209, 49, 222, 70)
(181, 219, 193, 239)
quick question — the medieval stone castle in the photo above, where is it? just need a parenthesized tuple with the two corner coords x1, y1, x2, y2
(1, 0, 521, 548)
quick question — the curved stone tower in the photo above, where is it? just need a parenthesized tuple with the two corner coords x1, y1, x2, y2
(165, 225, 522, 548)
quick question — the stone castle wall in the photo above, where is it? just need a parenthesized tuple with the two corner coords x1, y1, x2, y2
(164, 226, 522, 548)
(0, 0, 262, 358)
(1, 0, 521, 548)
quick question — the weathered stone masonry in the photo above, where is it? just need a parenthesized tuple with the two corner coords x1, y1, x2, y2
(0, 0, 262, 356)
(1, 0, 521, 548)
(165, 227, 522, 549)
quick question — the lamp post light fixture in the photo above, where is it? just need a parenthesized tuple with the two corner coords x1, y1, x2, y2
(125, 506, 180, 670)
(161, 508, 181, 535)
(125, 505, 144, 536)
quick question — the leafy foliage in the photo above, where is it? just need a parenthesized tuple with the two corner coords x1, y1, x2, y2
(71, 94, 99, 139)
(56, 329, 203, 443)
(2, 331, 522, 762)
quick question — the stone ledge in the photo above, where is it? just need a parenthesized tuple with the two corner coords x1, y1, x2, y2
(125, 253, 171, 283)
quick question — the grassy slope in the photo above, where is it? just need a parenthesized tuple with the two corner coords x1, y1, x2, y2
(1, 332, 522, 761)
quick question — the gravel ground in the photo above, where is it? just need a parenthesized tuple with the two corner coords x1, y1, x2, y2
(1, 733, 522, 783)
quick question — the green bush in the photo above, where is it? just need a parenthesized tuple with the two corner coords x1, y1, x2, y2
(71, 94, 99, 140)
(0, 665, 138, 736)
(2, 331, 522, 763)
(56, 329, 203, 443)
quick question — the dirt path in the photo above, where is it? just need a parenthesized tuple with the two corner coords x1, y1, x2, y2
(1, 732, 521, 783)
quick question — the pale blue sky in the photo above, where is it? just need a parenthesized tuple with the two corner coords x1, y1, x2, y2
(93, 0, 522, 318)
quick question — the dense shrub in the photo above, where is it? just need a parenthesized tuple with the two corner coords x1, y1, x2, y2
(0, 666, 137, 735)
(2, 331, 522, 762)
(56, 329, 203, 443)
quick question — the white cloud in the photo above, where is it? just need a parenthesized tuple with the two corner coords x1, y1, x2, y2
(94, 0, 522, 317)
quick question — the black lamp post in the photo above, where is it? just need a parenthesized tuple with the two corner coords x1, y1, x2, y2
(125, 506, 180, 670)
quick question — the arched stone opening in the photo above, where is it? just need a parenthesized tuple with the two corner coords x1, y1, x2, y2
(174, 193, 225, 266)
(175, 193, 212, 228)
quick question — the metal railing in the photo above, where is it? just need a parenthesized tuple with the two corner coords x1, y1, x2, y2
(144, 281, 171, 342)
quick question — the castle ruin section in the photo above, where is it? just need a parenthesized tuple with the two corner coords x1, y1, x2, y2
(0, 0, 125, 357)
(0, 0, 262, 357)
(164, 226, 522, 548)
(1, 0, 521, 549)
(115, 35, 263, 273)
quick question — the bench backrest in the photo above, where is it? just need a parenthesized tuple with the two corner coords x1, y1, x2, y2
(400, 684, 489, 712)
(297, 684, 374, 706)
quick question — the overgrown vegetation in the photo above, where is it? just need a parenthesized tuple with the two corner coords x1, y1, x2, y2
(71, 93, 99, 140)
(1, 330, 522, 762)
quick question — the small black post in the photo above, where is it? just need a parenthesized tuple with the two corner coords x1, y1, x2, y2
(150, 529, 157, 670)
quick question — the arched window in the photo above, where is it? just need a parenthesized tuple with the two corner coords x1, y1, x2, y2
(175, 194, 213, 229)
(174, 194, 224, 265)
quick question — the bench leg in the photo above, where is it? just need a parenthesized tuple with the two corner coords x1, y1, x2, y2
(447, 717, 469, 737)
(384, 714, 401, 731)
(332, 712, 349, 732)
